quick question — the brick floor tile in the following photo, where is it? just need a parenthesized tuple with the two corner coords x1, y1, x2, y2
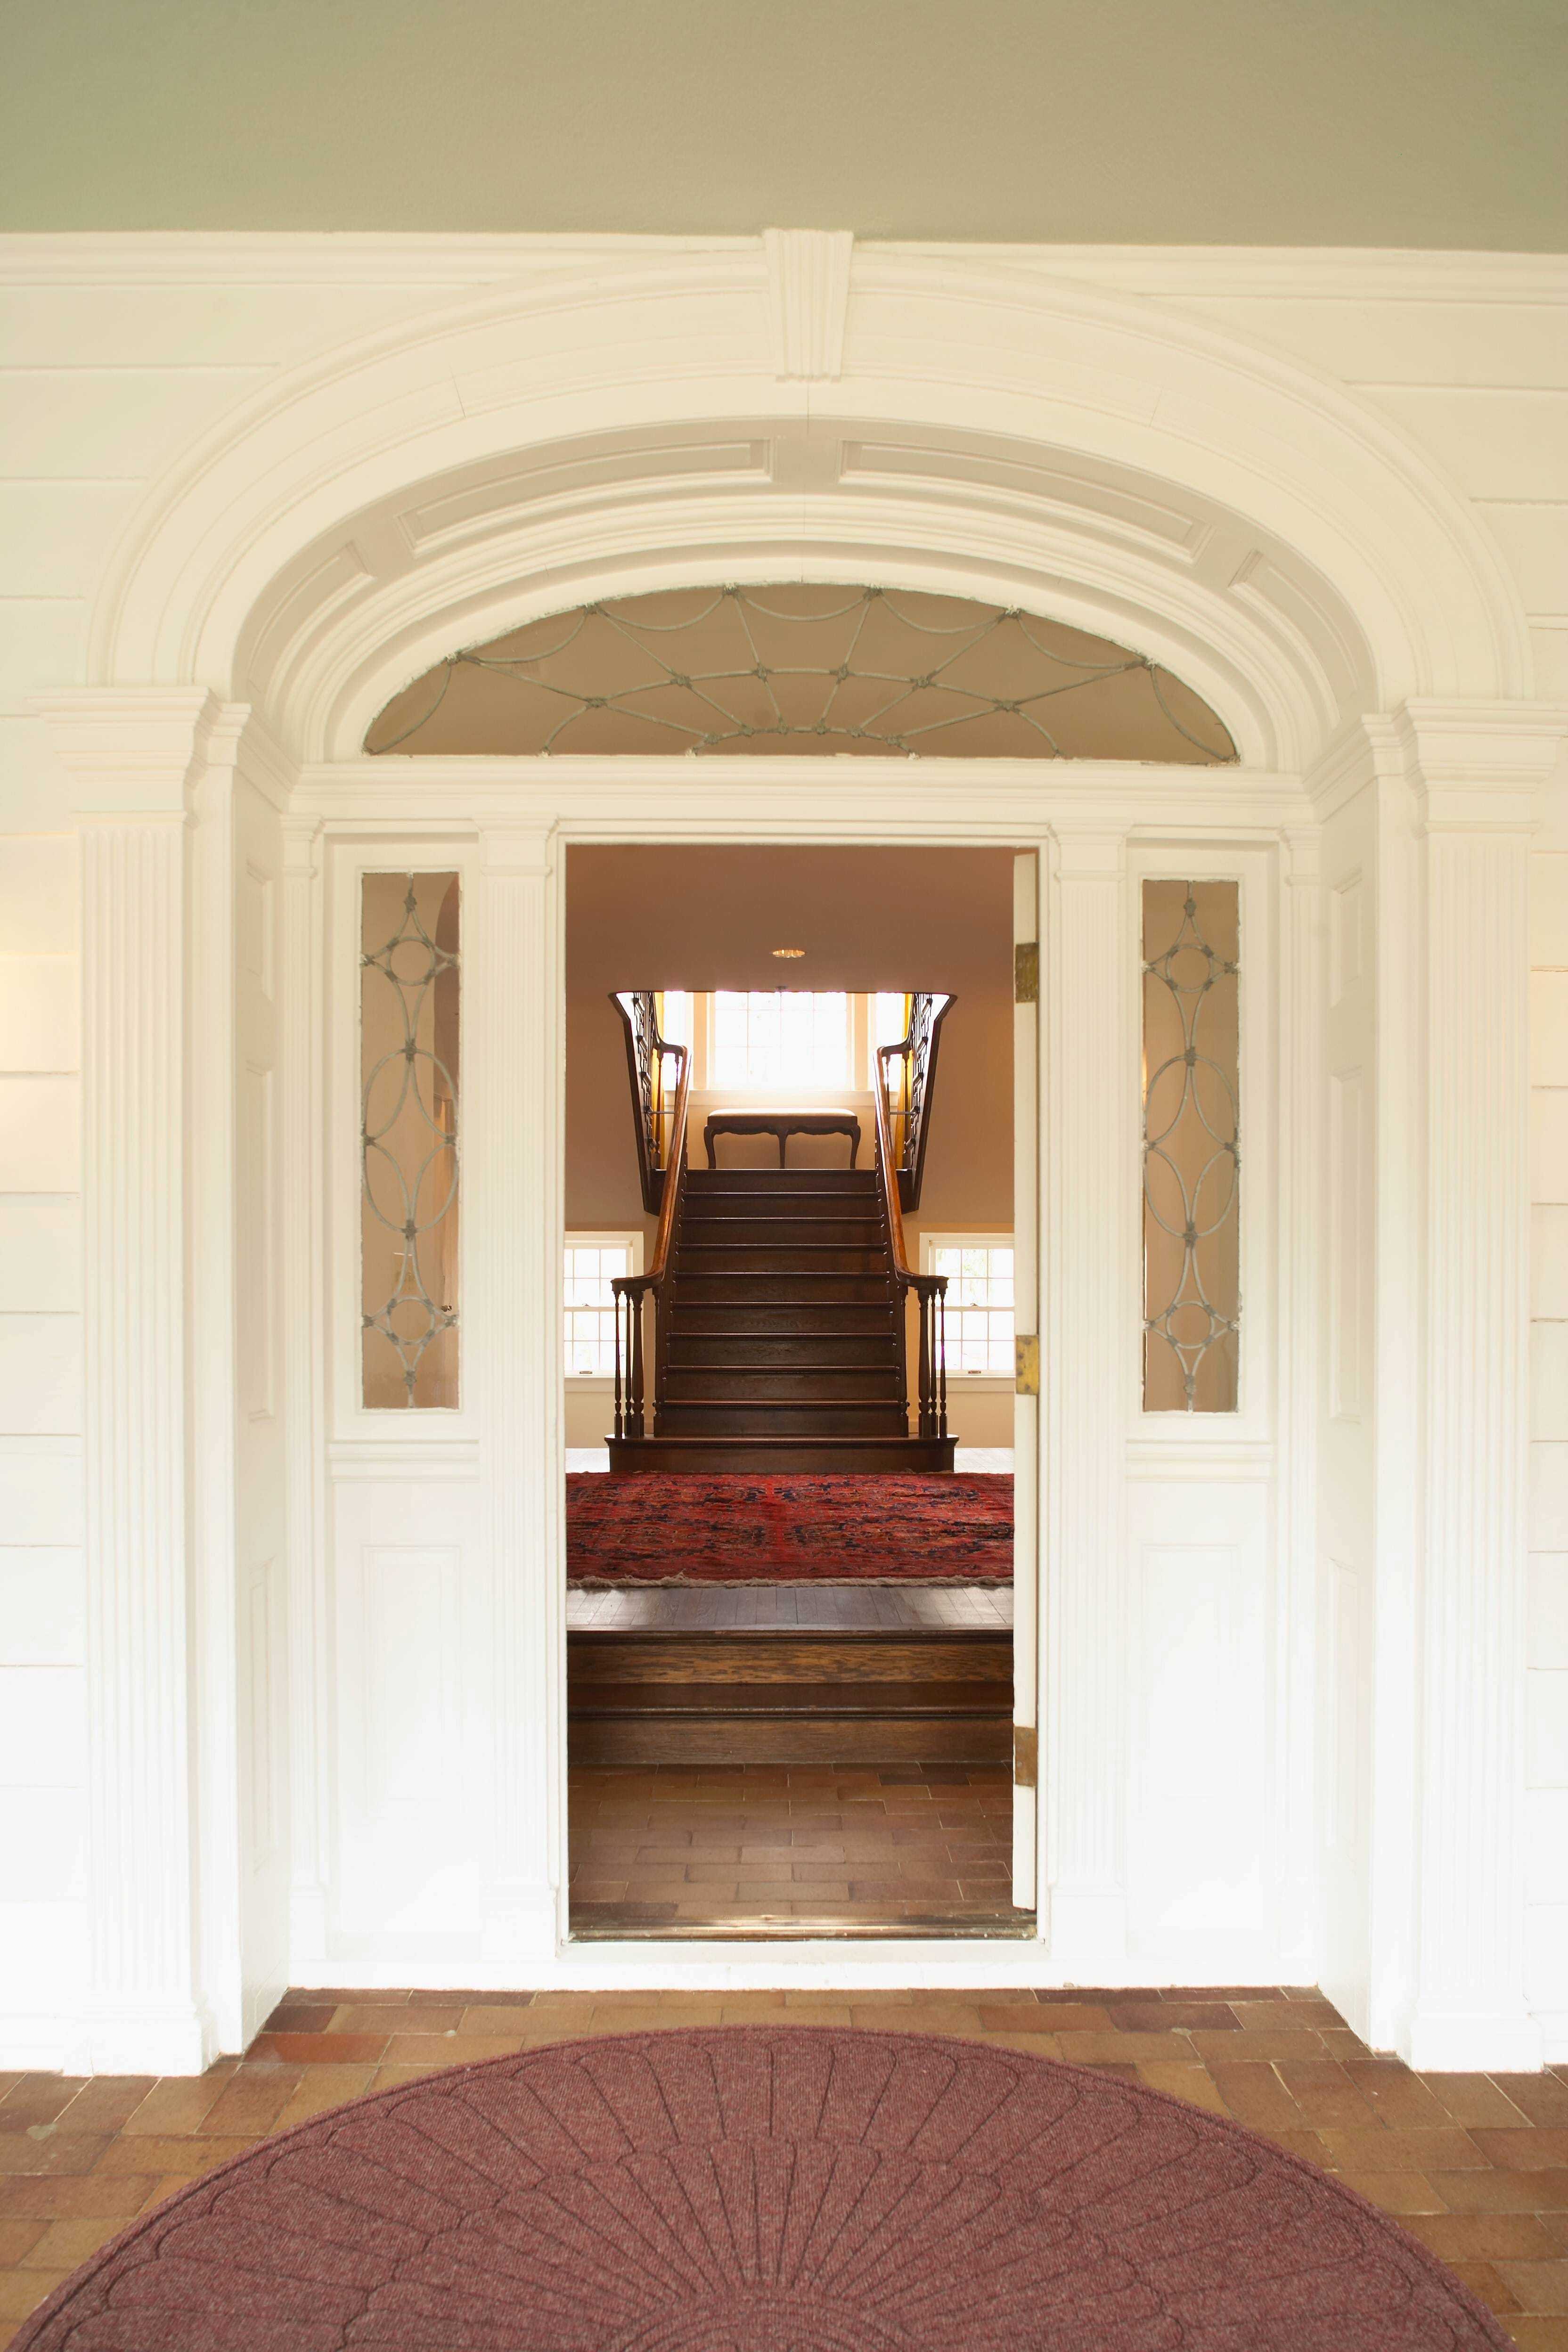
(1333, 2171, 1446, 2213)
(1497, 2261, 1568, 2315)
(1056, 2031, 1199, 2065)
(1136, 2062, 1230, 2115)
(1340, 2061, 1455, 2127)
(1497, 2080, 1568, 2128)
(196, 2069, 306, 2139)
(0, 2270, 68, 2323)
(1274, 2059, 1380, 2127)
(1317, 2126, 1487, 2172)
(270, 2066, 380, 2131)
(1449, 2259, 1523, 2312)
(19, 2214, 129, 2270)
(0, 2136, 111, 2180)
(91, 2135, 253, 2178)
(1472, 2133, 1568, 2172)
(1190, 2029, 1327, 2062)
(1419, 2074, 1535, 2128)
(1107, 2003, 1239, 2034)
(0, 2175, 158, 2221)
(1209, 2063, 1307, 2130)
(1505, 2319, 1568, 2348)
(328, 2005, 466, 2037)
(381, 2034, 523, 2066)
(0, 2080, 86, 2134)
(0, 2224, 46, 2267)
(1430, 2170, 1568, 2213)
(248, 2034, 389, 2066)
(118, 2077, 230, 2135)
(1404, 2213, 1563, 2261)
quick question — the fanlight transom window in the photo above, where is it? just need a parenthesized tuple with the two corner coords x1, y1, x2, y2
(367, 584, 1235, 763)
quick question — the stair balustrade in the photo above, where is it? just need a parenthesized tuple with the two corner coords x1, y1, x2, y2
(609, 996, 692, 1439)
(873, 1023, 951, 1446)
(882, 991, 955, 1212)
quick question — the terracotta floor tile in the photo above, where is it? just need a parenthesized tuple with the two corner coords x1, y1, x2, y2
(1134, 2062, 1230, 2115)
(271, 2066, 380, 2130)
(1497, 2262, 1568, 2316)
(1421, 2074, 1535, 2128)
(259, 2004, 338, 2036)
(328, 2005, 466, 2037)
(0, 2174, 158, 2221)
(1473, 2133, 1568, 2172)
(1404, 2213, 1563, 2262)
(249, 2033, 389, 2066)
(0, 2080, 86, 2134)
(1332, 2170, 1446, 2213)
(1273, 2059, 1380, 2127)
(1209, 2063, 1307, 2130)
(1341, 2060, 1456, 2127)
(1317, 2125, 1486, 2172)
(1190, 2029, 1326, 2063)
(19, 2215, 129, 2271)
(0, 2226, 45, 2269)
(91, 2134, 253, 2178)
(381, 2034, 523, 2066)
(1450, 2259, 1523, 2313)
(196, 2069, 305, 2138)
(1497, 2080, 1568, 2128)
(1431, 2170, 1568, 2213)
(1056, 2031, 1198, 2065)
(1109, 2003, 1238, 2034)
(0, 2137, 111, 2180)
(0, 2270, 69, 2323)
(1505, 2319, 1568, 2349)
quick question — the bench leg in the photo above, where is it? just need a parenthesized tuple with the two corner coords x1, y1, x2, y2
(777, 1135, 788, 1166)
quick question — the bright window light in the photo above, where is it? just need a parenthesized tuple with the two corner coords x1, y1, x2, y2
(711, 991, 850, 1089)
(657, 989, 693, 1049)
(874, 992, 909, 1047)
(564, 1238, 637, 1375)
(929, 1239, 1015, 1374)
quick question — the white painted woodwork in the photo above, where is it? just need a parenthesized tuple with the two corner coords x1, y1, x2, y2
(1045, 829, 1129, 1969)
(1, 235, 1566, 2064)
(1011, 850, 1039, 1912)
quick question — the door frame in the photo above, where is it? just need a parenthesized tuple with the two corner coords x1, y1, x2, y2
(288, 752, 1313, 1993)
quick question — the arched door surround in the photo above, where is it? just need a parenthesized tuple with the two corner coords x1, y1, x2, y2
(39, 233, 1561, 2079)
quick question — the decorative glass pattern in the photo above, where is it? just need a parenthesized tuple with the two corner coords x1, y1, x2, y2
(360, 873, 460, 1408)
(930, 1242, 1016, 1374)
(366, 584, 1236, 764)
(565, 1241, 635, 1375)
(1142, 881, 1240, 1412)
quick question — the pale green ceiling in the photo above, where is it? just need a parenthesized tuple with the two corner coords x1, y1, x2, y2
(2, 0, 1564, 247)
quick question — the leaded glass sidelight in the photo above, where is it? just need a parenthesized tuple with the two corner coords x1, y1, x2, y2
(1142, 881, 1240, 1412)
(361, 873, 460, 1408)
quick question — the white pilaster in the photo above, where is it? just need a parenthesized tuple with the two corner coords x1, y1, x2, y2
(1046, 826, 1131, 1968)
(1400, 704, 1562, 2071)
(40, 689, 225, 2073)
(281, 815, 330, 1963)
(1276, 828, 1322, 1978)
(473, 822, 561, 1960)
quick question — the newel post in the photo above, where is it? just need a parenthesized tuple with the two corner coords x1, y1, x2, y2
(39, 689, 235, 2073)
(1400, 704, 1563, 2072)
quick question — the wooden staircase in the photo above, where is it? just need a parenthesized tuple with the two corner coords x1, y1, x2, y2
(569, 1624, 1011, 1765)
(609, 1166, 956, 1473)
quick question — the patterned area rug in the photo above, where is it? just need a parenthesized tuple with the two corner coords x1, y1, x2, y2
(567, 1473, 1012, 1584)
(15, 2028, 1508, 2352)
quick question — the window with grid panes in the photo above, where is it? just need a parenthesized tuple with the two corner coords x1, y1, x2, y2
(711, 992, 851, 1089)
(927, 1240, 1016, 1374)
(564, 1237, 640, 1375)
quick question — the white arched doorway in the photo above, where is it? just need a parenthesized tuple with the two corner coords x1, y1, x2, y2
(41, 233, 1560, 2074)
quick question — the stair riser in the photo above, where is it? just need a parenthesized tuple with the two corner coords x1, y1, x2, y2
(670, 1307, 896, 1335)
(658, 1404, 908, 1436)
(570, 1717, 1009, 1765)
(607, 1437, 958, 1472)
(570, 1635, 1012, 1686)
(662, 1372, 903, 1402)
(677, 1249, 888, 1275)
(680, 1220, 884, 1248)
(676, 1277, 893, 1305)
(684, 1172, 875, 1193)
(665, 1335, 897, 1367)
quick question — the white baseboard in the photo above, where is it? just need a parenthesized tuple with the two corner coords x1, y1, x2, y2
(1404, 2004, 1545, 2074)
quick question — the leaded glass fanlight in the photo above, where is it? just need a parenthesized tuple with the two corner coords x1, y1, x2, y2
(366, 584, 1235, 763)
(1142, 880, 1240, 1413)
(361, 873, 460, 1408)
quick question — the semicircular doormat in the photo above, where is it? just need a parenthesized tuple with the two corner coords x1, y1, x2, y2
(16, 2029, 1508, 2352)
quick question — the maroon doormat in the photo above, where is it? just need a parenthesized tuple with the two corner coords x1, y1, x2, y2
(16, 2028, 1506, 2352)
(567, 1472, 1012, 1584)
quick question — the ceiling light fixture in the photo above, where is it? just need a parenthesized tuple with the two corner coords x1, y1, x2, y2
(771, 947, 806, 959)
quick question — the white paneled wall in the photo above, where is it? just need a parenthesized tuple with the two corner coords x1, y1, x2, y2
(1527, 819, 1568, 2045)
(0, 835, 87, 2047)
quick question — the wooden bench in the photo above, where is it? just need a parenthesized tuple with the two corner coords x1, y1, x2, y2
(702, 1109, 862, 1168)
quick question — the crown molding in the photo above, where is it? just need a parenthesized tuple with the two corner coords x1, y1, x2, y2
(0, 233, 1562, 303)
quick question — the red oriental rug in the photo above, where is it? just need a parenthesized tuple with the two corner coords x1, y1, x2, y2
(15, 2027, 1508, 2352)
(566, 1472, 1012, 1584)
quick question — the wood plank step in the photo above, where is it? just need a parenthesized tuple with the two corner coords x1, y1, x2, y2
(661, 1371, 902, 1401)
(608, 1435, 958, 1473)
(569, 1632, 1011, 1684)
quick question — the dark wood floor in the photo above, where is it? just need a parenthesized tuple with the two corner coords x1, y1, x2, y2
(4, 1990, 1567, 2347)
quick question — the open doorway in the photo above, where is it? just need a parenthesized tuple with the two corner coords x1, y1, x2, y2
(562, 845, 1033, 1938)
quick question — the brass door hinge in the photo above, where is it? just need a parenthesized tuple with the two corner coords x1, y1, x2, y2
(1013, 1724, 1038, 1790)
(1013, 941, 1038, 1004)
(1014, 1333, 1040, 1397)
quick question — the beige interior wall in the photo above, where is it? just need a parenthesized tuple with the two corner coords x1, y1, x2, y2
(565, 844, 1015, 1449)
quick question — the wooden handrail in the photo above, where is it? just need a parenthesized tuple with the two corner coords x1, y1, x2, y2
(878, 991, 955, 1213)
(872, 1042, 916, 1285)
(610, 1033, 690, 1440)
